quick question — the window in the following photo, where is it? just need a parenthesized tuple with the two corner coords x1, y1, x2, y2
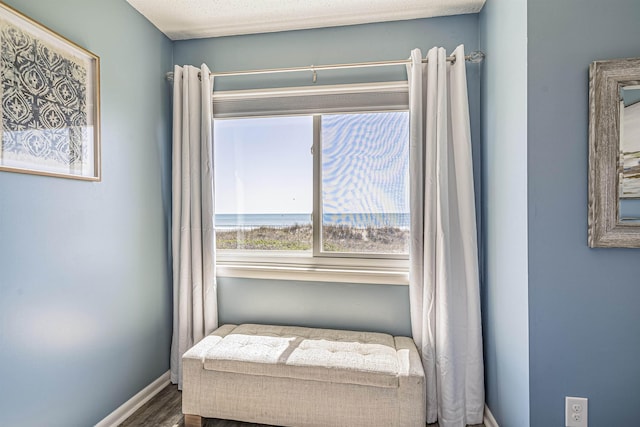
(213, 82, 410, 284)
(215, 116, 314, 253)
(320, 112, 409, 255)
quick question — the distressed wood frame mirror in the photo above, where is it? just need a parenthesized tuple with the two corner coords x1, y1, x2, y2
(588, 57, 640, 247)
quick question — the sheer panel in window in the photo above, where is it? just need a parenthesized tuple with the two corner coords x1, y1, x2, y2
(320, 112, 410, 254)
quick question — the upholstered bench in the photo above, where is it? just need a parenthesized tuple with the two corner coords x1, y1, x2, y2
(182, 324, 426, 427)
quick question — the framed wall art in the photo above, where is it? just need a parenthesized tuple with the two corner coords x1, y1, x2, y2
(0, 1, 100, 181)
(588, 57, 640, 247)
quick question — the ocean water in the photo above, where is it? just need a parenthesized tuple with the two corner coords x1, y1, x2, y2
(215, 213, 410, 230)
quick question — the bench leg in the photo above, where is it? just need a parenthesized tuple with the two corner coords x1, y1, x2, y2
(184, 414, 204, 427)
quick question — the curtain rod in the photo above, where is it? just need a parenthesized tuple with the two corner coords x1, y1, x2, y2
(207, 51, 485, 79)
(166, 51, 485, 82)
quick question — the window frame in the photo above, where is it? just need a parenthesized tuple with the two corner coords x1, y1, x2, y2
(213, 82, 410, 285)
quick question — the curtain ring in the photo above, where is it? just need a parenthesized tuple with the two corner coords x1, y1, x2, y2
(311, 66, 317, 84)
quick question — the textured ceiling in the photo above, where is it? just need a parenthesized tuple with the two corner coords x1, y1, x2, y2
(126, 0, 485, 40)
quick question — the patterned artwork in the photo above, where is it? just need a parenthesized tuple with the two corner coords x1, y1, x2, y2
(0, 2, 99, 180)
(0, 20, 88, 172)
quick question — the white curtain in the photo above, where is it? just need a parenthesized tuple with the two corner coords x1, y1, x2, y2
(170, 64, 218, 389)
(407, 45, 484, 427)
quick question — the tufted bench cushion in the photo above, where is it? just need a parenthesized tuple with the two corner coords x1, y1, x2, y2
(202, 324, 400, 388)
(182, 323, 426, 427)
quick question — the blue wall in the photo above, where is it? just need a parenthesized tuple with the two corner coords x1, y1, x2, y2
(479, 0, 530, 425)
(219, 278, 411, 337)
(173, 15, 481, 337)
(0, 1, 173, 426)
(527, 0, 640, 426)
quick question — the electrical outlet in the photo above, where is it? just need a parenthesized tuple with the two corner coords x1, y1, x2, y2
(566, 396, 588, 427)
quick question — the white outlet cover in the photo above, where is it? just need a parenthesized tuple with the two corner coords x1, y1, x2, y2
(566, 396, 588, 427)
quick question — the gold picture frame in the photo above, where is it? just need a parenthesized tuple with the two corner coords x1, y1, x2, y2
(0, 1, 100, 181)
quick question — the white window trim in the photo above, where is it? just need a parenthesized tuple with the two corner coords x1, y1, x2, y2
(213, 81, 409, 118)
(216, 258, 409, 285)
(214, 81, 410, 285)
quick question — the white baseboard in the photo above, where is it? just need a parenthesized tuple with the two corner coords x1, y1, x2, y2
(95, 370, 171, 427)
(484, 405, 499, 427)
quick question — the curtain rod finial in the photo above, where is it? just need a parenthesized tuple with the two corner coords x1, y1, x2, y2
(467, 51, 485, 64)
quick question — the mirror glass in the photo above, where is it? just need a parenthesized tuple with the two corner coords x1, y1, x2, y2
(619, 85, 640, 223)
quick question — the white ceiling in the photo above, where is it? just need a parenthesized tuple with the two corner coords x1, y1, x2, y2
(126, 0, 485, 40)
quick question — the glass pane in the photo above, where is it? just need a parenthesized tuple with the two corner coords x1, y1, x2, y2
(214, 116, 313, 251)
(321, 112, 410, 254)
(619, 86, 640, 223)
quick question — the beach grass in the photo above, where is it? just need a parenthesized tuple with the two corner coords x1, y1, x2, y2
(217, 224, 408, 253)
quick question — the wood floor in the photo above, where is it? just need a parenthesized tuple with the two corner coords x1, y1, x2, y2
(119, 385, 271, 427)
(120, 384, 484, 427)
